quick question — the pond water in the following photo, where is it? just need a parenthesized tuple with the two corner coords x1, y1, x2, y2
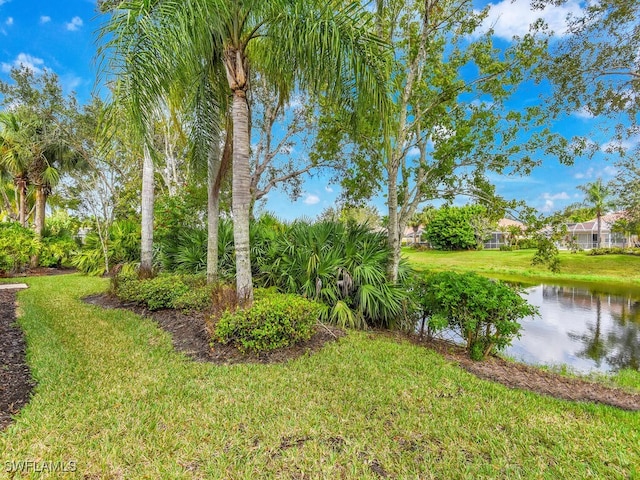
(505, 282, 640, 373)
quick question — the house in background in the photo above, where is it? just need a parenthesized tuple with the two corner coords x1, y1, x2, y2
(564, 211, 629, 249)
(484, 218, 525, 249)
(402, 225, 425, 244)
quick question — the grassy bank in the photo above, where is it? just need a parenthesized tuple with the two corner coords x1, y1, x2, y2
(404, 248, 640, 289)
(1, 274, 639, 478)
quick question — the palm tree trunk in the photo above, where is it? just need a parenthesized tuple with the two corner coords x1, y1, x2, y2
(140, 143, 154, 278)
(1, 184, 16, 221)
(207, 140, 222, 284)
(34, 186, 46, 238)
(597, 212, 602, 249)
(207, 126, 233, 284)
(30, 185, 47, 268)
(231, 91, 253, 305)
(387, 172, 401, 283)
(17, 177, 27, 227)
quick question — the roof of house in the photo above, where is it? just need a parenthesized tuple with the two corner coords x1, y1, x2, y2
(566, 211, 627, 233)
(497, 218, 525, 228)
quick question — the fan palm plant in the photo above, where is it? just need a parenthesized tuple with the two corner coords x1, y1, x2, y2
(257, 220, 410, 329)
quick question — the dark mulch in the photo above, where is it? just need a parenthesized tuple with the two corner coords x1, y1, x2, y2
(83, 293, 345, 365)
(407, 333, 640, 412)
(0, 289, 35, 430)
(0, 267, 77, 278)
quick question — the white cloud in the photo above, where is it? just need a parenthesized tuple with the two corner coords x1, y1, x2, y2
(40, 15, 51, 24)
(60, 73, 83, 93)
(1, 53, 45, 74)
(470, 99, 495, 109)
(5, 16, 12, 26)
(603, 165, 618, 177)
(574, 167, 594, 179)
(542, 192, 570, 201)
(324, 185, 333, 193)
(65, 16, 83, 31)
(601, 139, 636, 153)
(541, 199, 555, 212)
(477, 0, 583, 41)
(540, 192, 570, 212)
(573, 106, 595, 119)
(303, 194, 320, 205)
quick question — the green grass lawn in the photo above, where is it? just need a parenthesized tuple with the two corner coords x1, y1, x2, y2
(404, 248, 640, 288)
(1, 274, 639, 478)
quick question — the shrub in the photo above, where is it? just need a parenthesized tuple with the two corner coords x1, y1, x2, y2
(73, 219, 141, 275)
(589, 247, 640, 256)
(423, 205, 492, 251)
(173, 284, 215, 313)
(214, 293, 322, 353)
(417, 272, 538, 360)
(111, 271, 193, 311)
(138, 275, 191, 310)
(40, 236, 78, 268)
(0, 222, 40, 273)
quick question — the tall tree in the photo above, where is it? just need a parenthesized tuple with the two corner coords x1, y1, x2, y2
(577, 178, 617, 248)
(314, 0, 559, 281)
(0, 67, 82, 247)
(540, 0, 639, 129)
(0, 111, 31, 226)
(101, 0, 389, 304)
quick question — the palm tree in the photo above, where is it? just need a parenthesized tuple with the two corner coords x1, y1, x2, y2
(406, 207, 434, 245)
(100, 0, 388, 304)
(0, 111, 31, 226)
(578, 178, 617, 248)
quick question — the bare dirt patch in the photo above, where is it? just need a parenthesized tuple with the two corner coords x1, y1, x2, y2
(83, 293, 344, 364)
(0, 289, 35, 430)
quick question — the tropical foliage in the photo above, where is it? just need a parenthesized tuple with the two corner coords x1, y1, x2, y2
(214, 291, 322, 353)
(416, 271, 538, 360)
(423, 205, 494, 251)
(72, 219, 141, 276)
(255, 220, 411, 329)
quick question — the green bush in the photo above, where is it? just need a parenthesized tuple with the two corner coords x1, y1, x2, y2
(173, 284, 215, 313)
(417, 272, 538, 360)
(589, 247, 640, 256)
(0, 222, 40, 273)
(40, 236, 78, 268)
(214, 293, 322, 353)
(138, 275, 191, 310)
(73, 219, 141, 275)
(112, 271, 194, 311)
(423, 205, 490, 251)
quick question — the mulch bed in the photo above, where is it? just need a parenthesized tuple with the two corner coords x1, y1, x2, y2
(0, 289, 35, 431)
(83, 293, 345, 364)
(0, 267, 76, 279)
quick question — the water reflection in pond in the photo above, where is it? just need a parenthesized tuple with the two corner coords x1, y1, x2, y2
(506, 284, 640, 373)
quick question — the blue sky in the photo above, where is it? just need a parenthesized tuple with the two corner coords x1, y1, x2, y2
(0, 0, 628, 221)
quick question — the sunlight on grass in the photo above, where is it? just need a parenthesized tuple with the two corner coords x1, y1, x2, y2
(1, 275, 639, 478)
(404, 248, 640, 288)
